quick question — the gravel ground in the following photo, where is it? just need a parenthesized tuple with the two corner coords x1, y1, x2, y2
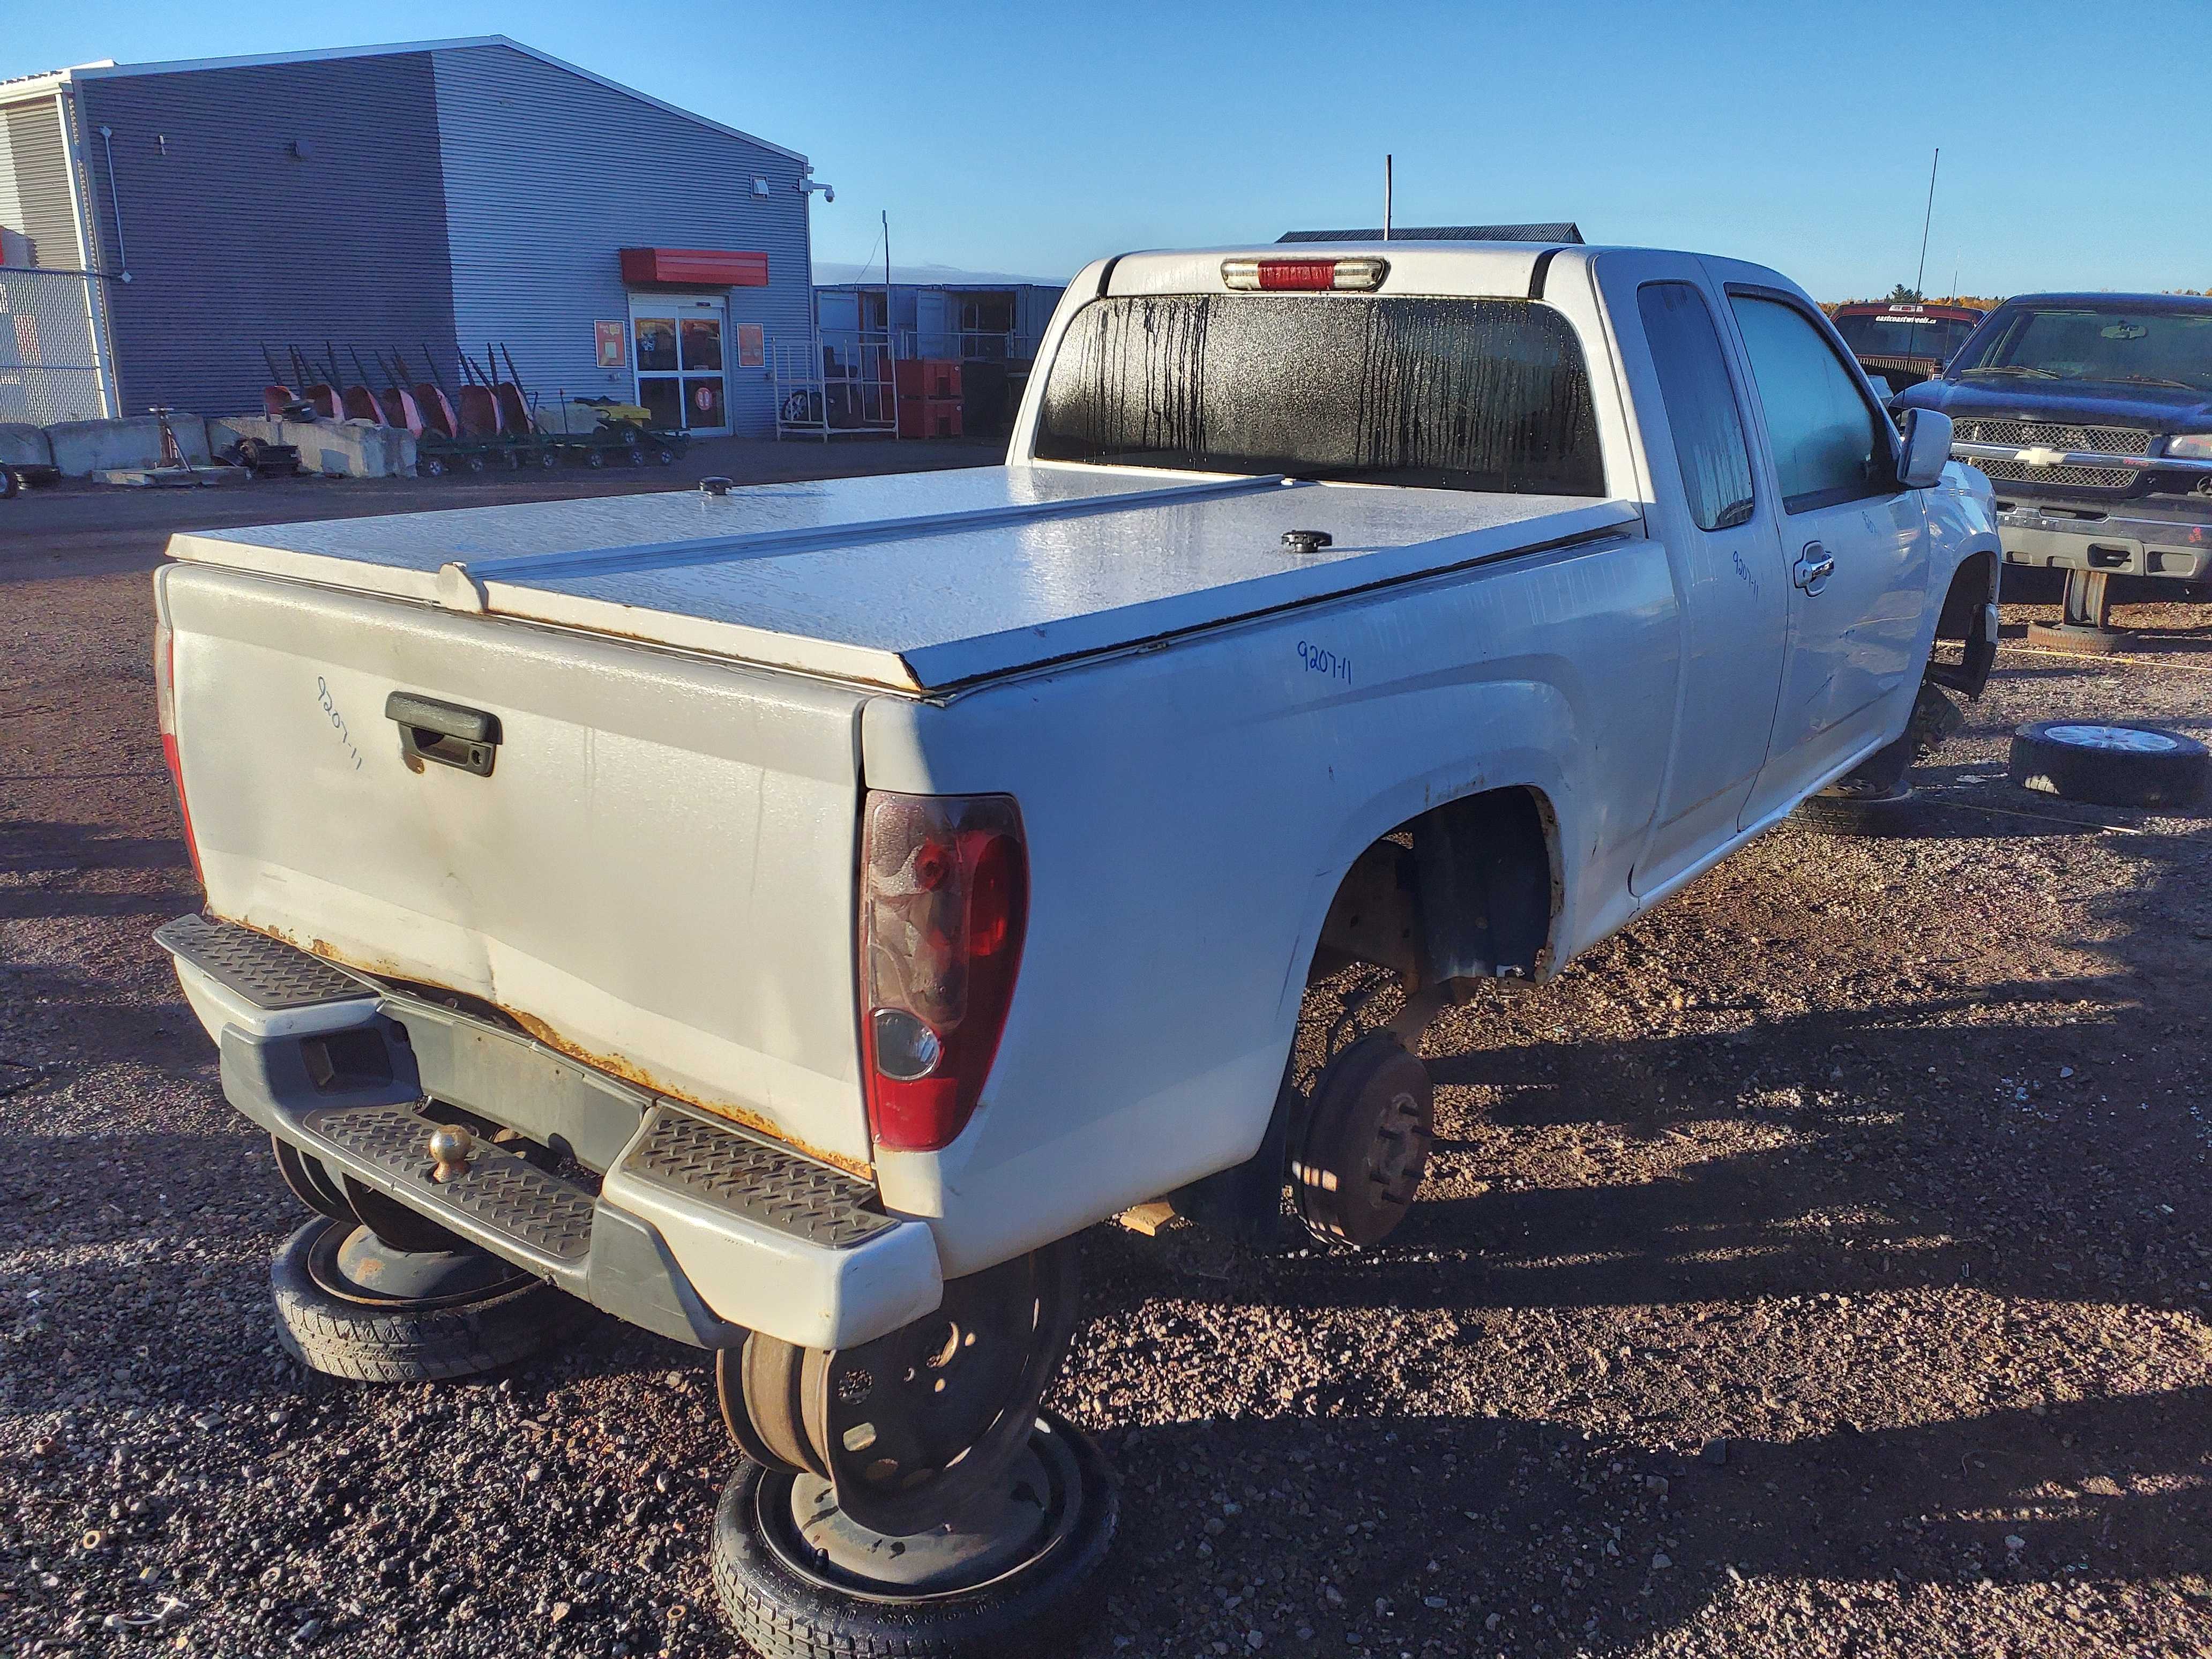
(4, 467, 2209, 1659)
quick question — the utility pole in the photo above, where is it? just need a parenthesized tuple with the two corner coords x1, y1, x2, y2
(1383, 154, 1393, 240)
(1914, 148, 1939, 300)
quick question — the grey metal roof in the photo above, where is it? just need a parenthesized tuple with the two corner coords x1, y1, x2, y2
(7, 36, 804, 162)
(1279, 223, 1583, 245)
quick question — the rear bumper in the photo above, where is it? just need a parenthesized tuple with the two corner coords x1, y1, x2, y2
(155, 915, 941, 1350)
(1991, 506, 2212, 582)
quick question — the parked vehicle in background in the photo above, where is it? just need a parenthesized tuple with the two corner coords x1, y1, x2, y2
(1832, 301, 1986, 391)
(1895, 292, 2212, 648)
(153, 237, 2000, 1656)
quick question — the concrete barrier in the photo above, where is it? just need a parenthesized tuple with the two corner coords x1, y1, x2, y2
(210, 414, 416, 479)
(0, 423, 54, 468)
(44, 414, 210, 475)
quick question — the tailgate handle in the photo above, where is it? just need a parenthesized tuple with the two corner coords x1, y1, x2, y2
(386, 691, 500, 777)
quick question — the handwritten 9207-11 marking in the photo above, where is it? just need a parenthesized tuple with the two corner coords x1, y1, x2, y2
(316, 677, 365, 772)
(1297, 640, 1352, 687)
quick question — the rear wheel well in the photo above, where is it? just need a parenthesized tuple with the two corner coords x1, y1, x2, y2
(1309, 786, 1558, 989)
(1172, 786, 1558, 1247)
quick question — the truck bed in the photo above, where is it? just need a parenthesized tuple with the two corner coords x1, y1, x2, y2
(168, 466, 1639, 693)
(159, 465, 1637, 1174)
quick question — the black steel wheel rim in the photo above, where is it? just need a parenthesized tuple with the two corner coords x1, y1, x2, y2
(804, 1243, 1080, 1536)
(752, 1415, 1083, 1603)
(272, 1135, 354, 1225)
(302, 1220, 529, 1310)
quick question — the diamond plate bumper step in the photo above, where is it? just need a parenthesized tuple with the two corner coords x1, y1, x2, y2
(165, 913, 944, 1348)
(154, 913, 377, 1010)
(302, 1101, 598, 1266)
(620, 1106, 894, 1249)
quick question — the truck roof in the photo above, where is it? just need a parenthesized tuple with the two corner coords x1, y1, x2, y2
(1100, 241, 1575, 298)
(1993, 292, 2212, 313)
(165, 467, 1638, 694)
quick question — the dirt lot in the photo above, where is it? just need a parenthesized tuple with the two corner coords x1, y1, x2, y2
(3, 459, 2209, 1659)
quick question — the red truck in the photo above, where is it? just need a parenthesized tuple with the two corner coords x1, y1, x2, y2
(1832, 301, 1987, 392)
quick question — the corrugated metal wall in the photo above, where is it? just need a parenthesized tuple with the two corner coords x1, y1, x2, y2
(0, 95, 84, 269)
(431, 43, 812, 438)
(0, 92, 107, 421)
(75, 56, 461, 417)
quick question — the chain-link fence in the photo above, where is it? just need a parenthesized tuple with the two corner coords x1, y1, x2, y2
(0, 267, 108, 425)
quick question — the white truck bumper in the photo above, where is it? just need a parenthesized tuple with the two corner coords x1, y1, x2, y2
(156, 914, 942, 1351)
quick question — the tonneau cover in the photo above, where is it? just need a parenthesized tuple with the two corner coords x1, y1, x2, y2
(167, 465, 1640, 693)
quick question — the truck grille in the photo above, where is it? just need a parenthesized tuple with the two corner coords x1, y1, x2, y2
(1952, 417, 2153, 456)
(1970, 456, 2135, 491)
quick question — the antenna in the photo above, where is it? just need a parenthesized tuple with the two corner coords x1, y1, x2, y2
(1382, 154, 1393, 241)
(884, 210, 899, 443)
(1914, 147, 1939, 298)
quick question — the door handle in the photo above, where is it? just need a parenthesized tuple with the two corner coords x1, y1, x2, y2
(387, 691, 500, 776)
(1792, 543, 1835, 594)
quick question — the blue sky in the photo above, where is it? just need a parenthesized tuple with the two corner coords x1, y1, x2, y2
(10, 0, 2206, 300)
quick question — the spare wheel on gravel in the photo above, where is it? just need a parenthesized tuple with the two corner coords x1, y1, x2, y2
(271, 1215, 588, 1382)
(2008, 721, 2209, 809)
(711, 1406, 1117, 1659)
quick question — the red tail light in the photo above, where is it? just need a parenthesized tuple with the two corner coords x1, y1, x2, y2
(858, 792, 1027, 1152)
(153, 619, 205, 887)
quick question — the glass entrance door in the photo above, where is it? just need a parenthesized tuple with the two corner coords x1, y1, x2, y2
(630, 294, 729, 435)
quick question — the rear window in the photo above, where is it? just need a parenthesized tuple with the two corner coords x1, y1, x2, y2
(1832, 312, 1979, 363)
(1033, 294, 1605, 496)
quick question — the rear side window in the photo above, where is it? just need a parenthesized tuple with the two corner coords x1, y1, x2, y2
(1636, 283, 1755, 531)
(1034, 294, 1604, 497)
(1728, 295, 1889, 512)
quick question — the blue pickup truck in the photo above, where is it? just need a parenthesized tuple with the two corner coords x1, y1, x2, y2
(1894, 292, 2212, 646)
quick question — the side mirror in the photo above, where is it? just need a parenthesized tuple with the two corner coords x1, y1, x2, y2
(1897, 407, 1953, 489)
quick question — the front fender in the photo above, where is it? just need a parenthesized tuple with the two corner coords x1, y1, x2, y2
(1926, 476, 2002, 697)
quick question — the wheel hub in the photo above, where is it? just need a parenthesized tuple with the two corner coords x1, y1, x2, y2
(1294, 1034, 1435, 1247)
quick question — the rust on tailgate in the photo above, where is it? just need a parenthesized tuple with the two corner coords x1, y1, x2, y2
(229, 915, 875, 1180)
(502, 1009, 876, 1180)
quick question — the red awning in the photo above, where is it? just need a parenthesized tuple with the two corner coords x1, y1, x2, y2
(619, 248, 770, 287)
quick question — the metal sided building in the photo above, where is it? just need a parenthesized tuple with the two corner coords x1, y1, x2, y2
(812, 280, 1064, 368)
(0, 38, 820, 436)
(810, 278, 1064, 437)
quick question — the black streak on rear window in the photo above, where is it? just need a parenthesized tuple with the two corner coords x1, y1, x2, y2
(1035, 294, 1605, 497)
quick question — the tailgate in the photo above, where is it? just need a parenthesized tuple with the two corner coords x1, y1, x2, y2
(159, 562, 873, 1169)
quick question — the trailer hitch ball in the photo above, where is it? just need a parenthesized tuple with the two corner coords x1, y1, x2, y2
(427, 1124, 475, 1183)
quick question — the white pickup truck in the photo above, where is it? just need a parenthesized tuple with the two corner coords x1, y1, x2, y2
(155, 239, 1999, 1650)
